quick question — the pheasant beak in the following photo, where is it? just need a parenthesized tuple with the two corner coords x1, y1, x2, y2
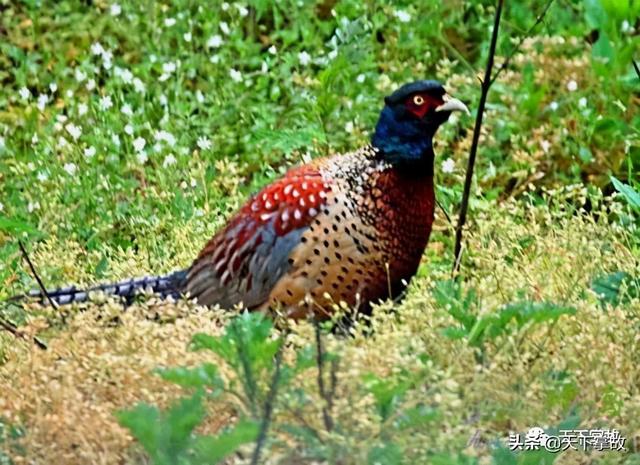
(435, 94, 469, 115)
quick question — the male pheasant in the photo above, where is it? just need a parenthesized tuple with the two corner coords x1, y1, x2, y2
(20, 80, 468, 319)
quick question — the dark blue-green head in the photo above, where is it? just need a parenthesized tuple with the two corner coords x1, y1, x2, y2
(372, 80, 468, 168)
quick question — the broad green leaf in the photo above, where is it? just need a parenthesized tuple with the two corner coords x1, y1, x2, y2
(611, 176, 640, 210)
(191, 420, 259, 464)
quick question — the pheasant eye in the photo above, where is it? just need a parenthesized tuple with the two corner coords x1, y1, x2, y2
(413, 95, 425, 105)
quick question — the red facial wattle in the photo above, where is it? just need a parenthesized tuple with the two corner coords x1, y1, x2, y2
(404, 94, 444, 119)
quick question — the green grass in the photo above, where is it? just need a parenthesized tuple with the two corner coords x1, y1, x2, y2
(0, 0, 639, 464)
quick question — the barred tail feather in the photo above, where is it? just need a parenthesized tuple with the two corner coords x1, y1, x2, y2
(16, 269, 188, 306)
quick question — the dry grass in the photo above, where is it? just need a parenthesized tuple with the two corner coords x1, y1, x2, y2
(1, 190, 638, 464)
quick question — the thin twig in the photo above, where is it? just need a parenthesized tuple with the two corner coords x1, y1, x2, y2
(18, 240, 58, 309)
(0, 316, 48, 350)
(250, 335, 286, 465)
(314, 320, 334, 432)
(452, 0, 504, 277)
(633, 59, 640, 80)
(489, 0, 555, 87)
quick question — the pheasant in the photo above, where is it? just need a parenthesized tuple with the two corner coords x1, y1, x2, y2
(19, 80, 468, 319)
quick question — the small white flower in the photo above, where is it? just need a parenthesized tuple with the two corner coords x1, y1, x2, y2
(49, 82, 58, 93)
(196, 136, 212, 150)
(149, 54, 157, 63)
(441, 158, 455, 173)
(118, 68, 133, 84)
(133, 77, 145, 93)
(91, 42, 104, 55)
(207, 35, 223, 48)
(356, 73, 365, 83)
(548, 101, 559, 111)
(540, 139, 551, 153)
(220, 21, 230, 35)
(236, 4, 249, 17)
(159, 94, 168, 106)
(298, 51, 311, 65)
(344, 121, 354, 133)
(99, 95, 113, 110)
(86, 79, 96, 91)
(110, 3, 121, 16)
(268, 45, 277, 55)
(328, 49, 338, 60)
(31, 133, 38, 145)
(229, 68, 243, 82)
(155, 130, 176, 147)
(195, 90, 205, 103)
(0, 136, 5, 149)
(621, 20, 630, 33)
(183, 32, 192, 42)
(57, 136, 69, 148)
(261, 61, 268, 73)
(28, 201, 40, 213)
(0, 202, 3, 211)
(124, 124, 134, 135)
(65, 89, 73, 98)
(37, 171, 48, 182)
(19, 86, 31, 100)
(63, 162, 77, 176)
(394, 10, 411, 23)
(101, 49, 113, 69)
(210, 54, 221, 64)
(153, 143, 162, 153)
(164, 17, 176, 27)
(112, 133, 121, 146)
(84, 146, 96, 158)
(74, 68, 87, 83)
(221, 2, 229, 10)
(136, 151, 148, 164)
(567, 80, 578, 92)
(133, 137, 146, 152)
(121, 103, 133, 116)
(578, 97, 587, 108)
(65, 123, 82, 140)
(78, 102, 88, 116)
(163, 154, 177, 167)
(36, 94, 48, 111)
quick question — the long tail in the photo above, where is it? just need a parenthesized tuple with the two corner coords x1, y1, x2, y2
(12, 269, 188, 306)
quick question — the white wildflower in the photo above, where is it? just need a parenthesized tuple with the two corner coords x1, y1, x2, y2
(86, 79, 96, 91)
(99, 95, 113, 110)
(36, 94, 48, 111)
(164, 17, 176, 27)
(261, 61, 268, 73)
(356, 73, 365, 83)
(220, 21, 230, 35)
(268, 45, 277, 55)
(236, 4, 249, 17)
(19, 86, 31, 100)
(549, 101, 559, 111)
(65, 123, 82, 140)
(155, 130, 176, 146)
(112, 133, 121, 146)
(159, 94, 168, 106)
(84, 146, 96, 158)
(196, 136, 212, 150)
(101, 49, 113, 69)
(441, 158, 455, 173)
(298, 51, 311, 65)
(344, 121, 354, 133)
(0, 202, 3, 211)
(28, 201, 40, 213)
(63, 162, 77, 176)
(153, 143, 162, 153)
(0, 136, 4, 149)
(78, 102, 88, 116)
(49, 82, 57, 93)
(210, 54, 221, 64)
(57, 136, 69, 148)
(133, 77, 145, 93)
(65, 89, 73, 98)
(221, 2, 229, 11)
(121, 103, 133, 116)
(110, 3, 121, 16)
(567, 80, 578, 92)
(37, 171, 48, 182)
(540, 139, 551, 153)
(117, 67, 133, 84)
(136, 151, 148, 164)
(328, 49, 338, 60)
(163, 154, 177, 167)
(195, 90, 205, 103)
(578, 97, 587, 108)
(621, 20, 630, 33)
(133, 137, 146, 152)
(207, 35, 223, 48)
(394, 10, 411, 23)
(74, 68, 87, 83)
(183, 32, 192, 42)
(229, 68, 243, 82)
(124, 124, 134, 135)
(91, 42, 104, 55)
(31, 133, 38, 145)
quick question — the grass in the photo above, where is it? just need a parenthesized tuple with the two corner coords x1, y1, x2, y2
(0, 0, 639, 464)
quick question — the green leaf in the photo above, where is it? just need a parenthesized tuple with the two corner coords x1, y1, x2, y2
(591, 271, 640, 307)
(611, 176, 640, 210)
(155, 363, 224, 393)
(191, 421, 259, 464)
(368, 442, 404, 465)
(0, 216, 40, 236)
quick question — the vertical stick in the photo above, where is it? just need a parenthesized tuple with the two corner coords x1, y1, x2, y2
(452, 0, 504, 276)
